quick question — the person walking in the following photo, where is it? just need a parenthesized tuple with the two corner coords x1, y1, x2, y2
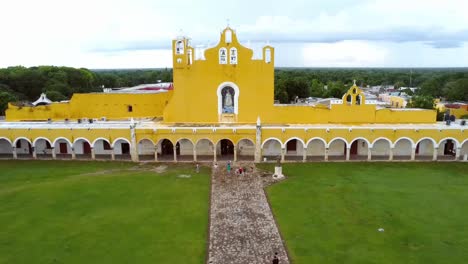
(227, 161, 231, 175)
(196, 163, 200, 173)
(272, 252, 279, 264)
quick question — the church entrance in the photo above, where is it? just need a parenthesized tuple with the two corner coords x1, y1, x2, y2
(220, 139, 234, 155)
(161, 139, 174, 156)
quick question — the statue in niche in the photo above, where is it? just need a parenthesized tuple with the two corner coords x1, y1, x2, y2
(222, 86, 235, 113)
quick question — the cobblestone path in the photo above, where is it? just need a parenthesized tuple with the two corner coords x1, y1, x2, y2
(207, 162, 290, 264)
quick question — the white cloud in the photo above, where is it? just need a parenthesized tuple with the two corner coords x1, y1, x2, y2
(302, 41, 388, 67)
(1, 0, 468, 68)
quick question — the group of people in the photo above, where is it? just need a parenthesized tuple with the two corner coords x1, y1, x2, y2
(226, 161, 249, 176)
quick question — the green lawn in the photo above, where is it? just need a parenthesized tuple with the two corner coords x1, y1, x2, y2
(0, 160, 210, 264)
(264, 162, 468, 264)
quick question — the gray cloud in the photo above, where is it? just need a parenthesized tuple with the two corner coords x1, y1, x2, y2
(91, 26, 468, 53)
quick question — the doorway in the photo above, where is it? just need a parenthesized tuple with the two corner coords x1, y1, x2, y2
(220, 139, 234, 155)
(121, 143, 130, 154)
(350, 141, 358, 155)
(59, 143, 68, 154)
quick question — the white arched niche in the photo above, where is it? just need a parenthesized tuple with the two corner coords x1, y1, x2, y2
(217, 82, 240, 115)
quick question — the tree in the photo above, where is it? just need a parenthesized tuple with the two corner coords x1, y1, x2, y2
(407, 95, 435, 109)
(45, 91, 67, 102)
(310, 79, 325, 97)
(443, 78, 468, 101)
(394, 81, 406, 89)
(0, 91, 17, 115)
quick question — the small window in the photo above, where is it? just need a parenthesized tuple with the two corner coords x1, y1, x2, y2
(128, 105, 133, 112)
(219, 48, 227, 64)
(187, 49, 192, 65)
(230, 47, 237, 64)
(265, 48, 271, 63)
(16, 140, 21, 148)
(346, 94, 352, 104)
(103, 141, 111, 150)
(225, 29, 232, 44)
(175, 40, 184, 55)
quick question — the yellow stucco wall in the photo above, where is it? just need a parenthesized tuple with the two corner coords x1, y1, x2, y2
(6, 92, 172, 121)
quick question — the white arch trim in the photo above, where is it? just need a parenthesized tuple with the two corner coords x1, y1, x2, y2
(175, 138, 195, 146)
(0, 137, 13, 146)
(52, 137, 73, 147)
(370, 137, 392, 148)
(283, 137, 306, 148)
(13, 137, 32, 146)
(214, 138, 236, 146)
(217, 81, 240, 115)
(156, 138, 175, 145)
(349, 137, 372, 148)
(236, 138, 255, 146)
(415, 137, 437, 148)
(306, 137, 327, 147)
(33, 137, 52, 147)
(112, 137, 131, 148)
(138, 138, 156, 146)
(461, 139, 468, 147)
(394, 137, 416, 148)
(261, 137, 283, 148)
(437, 137, 460, 148)
(73, 137, 92, 146)
(327, 137, 349, 148)
(195, 138, 215, 146)
(92, 137, 111, 148)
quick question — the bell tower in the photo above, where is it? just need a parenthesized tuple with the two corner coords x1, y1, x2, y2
(172, 33, 193, 70)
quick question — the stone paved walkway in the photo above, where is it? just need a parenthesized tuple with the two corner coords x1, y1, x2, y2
(207, 162, 290, 264)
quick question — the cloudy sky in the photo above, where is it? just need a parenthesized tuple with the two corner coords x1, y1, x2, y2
(1, 0, 468, 68)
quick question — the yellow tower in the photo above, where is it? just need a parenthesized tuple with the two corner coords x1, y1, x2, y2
(164, 27, 275, 124)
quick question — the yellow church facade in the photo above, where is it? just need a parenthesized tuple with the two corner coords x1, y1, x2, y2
(1, 27, 467, 162)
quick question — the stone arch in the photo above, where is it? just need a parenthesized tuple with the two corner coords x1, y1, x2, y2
(371, 137, 392, 160)
(217, 82, 240, 115)
(349, 137, 371, 160)
(216, 138, 235, 161)
(306, 137, 326, 161)
(73, 138, 92, 158)
(460, 139, 468, 161)
(176, 138, 195, 161)
(195, 138, 215, 161)
(327, 137, 348, 160)
(0, 137, 12, 146)
(437, 137, 459, 160)
(138, 139, 156, 160)
(53, 137, 73, 158)
(113, 138, 131, 158)
(261, 137, 282, 149)
(0, 137, 13, 157)
(33, 137, 53, 157)
(236, 138, 255, 161)
(156, 138, 176, 161)
(415, 137, 436, 160)
(92, 138, 112, 158)
(393, 137, 414, 160)
(327, 137, 349, 148)
(262, 138, 283, 161)
(284, 137, 306, 160)
(14, 137, 33, 157)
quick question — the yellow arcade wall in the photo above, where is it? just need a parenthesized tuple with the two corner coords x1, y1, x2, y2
(6, 92, 172, 121)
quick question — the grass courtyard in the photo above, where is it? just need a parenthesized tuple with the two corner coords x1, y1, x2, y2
(264, 162, 468, 264)
(0, 160, 210, 264)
